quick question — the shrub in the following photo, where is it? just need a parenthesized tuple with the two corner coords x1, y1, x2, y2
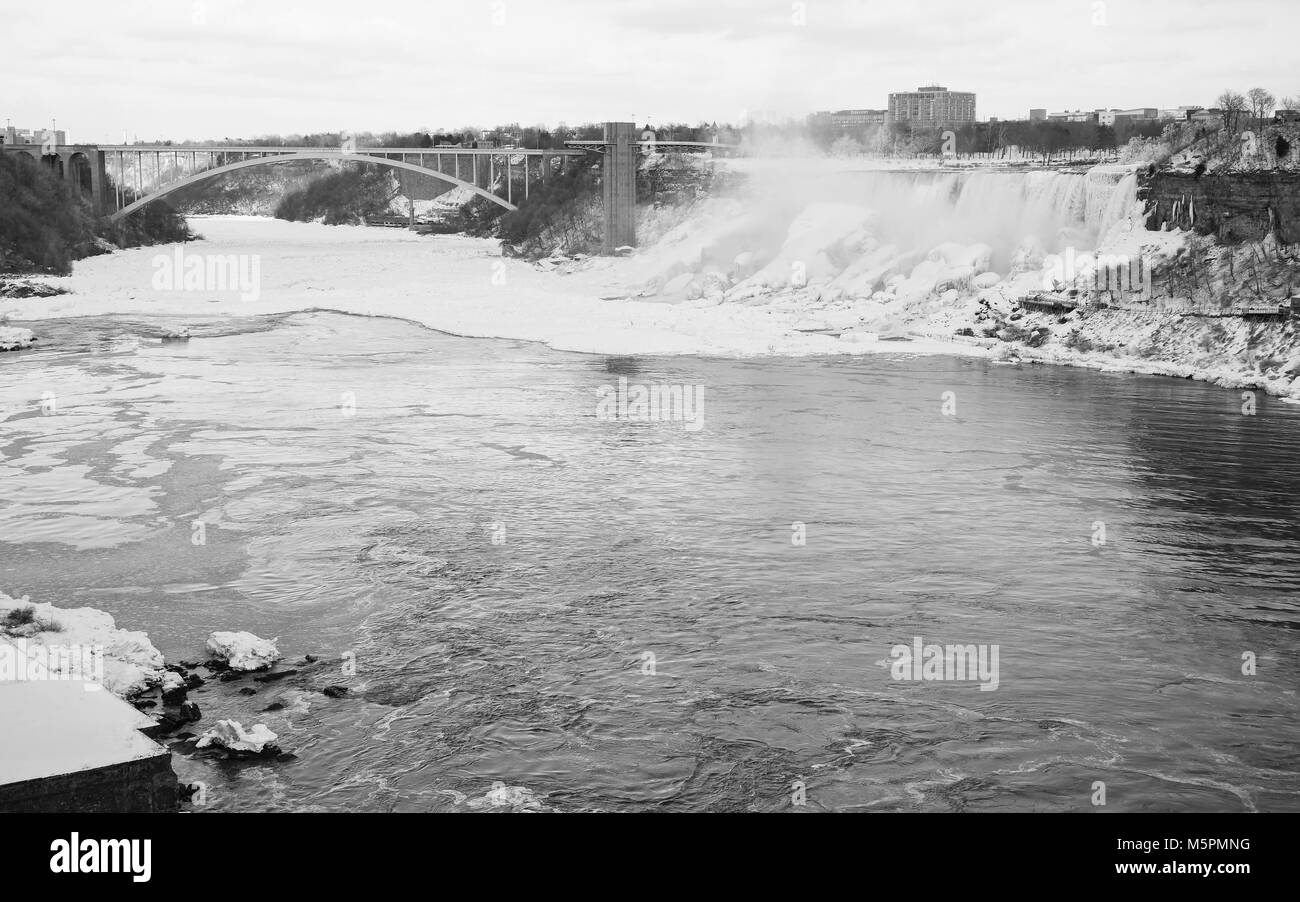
(0, 153, 99, 274)
(2, 606, 36, 629)
(274, 165, 397, 224)
(495, 162, 600, 256)
(107, 199, 194, 248)
(1064, 329, 1096, 353)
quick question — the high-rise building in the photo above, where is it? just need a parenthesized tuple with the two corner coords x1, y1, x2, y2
(1029, 109, 1047, 122)
(888, 85, 976, 124)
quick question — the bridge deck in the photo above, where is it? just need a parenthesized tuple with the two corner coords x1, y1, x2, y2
(94, 145, 587, 156)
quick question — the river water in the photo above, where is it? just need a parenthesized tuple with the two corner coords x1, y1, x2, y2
(1, 311, 1298, 812)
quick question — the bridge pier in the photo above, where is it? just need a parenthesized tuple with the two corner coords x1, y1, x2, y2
(602, 121, 636, 252)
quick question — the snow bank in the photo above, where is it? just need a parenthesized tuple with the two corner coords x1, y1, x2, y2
(0, 590, 165, 696)
(205, 630, 281, 671)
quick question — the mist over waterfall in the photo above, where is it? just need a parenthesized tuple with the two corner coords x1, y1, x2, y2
(639, 162, 1144, 309)
(765, 165, 1139, 271)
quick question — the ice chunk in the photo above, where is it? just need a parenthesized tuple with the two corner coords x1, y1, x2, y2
(196, 720, 279, 755)
(205, 631, 281, 672)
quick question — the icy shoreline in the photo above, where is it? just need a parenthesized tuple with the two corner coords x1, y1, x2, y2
(1, 201, 1295, 401)
(0, 215, 985, 360)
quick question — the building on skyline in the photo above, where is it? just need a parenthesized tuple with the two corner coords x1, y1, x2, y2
(813, 108, 889, 129)
(1102, 107, 1159, 126)
(888, 85, 976, 125)
(1047, 109, 1098, 124)
(1, 125, 67, 146)
(1029, 108, 1047, 122)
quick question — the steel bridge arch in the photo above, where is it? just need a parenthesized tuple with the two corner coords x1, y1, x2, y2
(108, 151, 518, 221)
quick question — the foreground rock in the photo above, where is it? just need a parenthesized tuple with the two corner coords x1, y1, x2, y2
(205, 631, 281, 672)
(195, 719, 281, 758)
(0, 278, 66, 299)
(0, 326, 35, 352)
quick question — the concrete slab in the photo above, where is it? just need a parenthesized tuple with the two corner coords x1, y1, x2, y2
(0, 673, 178, 812)
(0, 680, 165, 785)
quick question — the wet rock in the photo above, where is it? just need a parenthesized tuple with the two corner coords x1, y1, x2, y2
(153, 701, 201, 733)
(261, 702, 286, 712)
(239, 687, 257, 696)
(323, 686, 349, 699)
(253, 669, 299, 683)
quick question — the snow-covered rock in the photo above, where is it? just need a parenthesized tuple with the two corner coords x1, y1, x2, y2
(196, 720, 279, 755)
(205, 631, 281, 671)
(0, 326, 35, 351)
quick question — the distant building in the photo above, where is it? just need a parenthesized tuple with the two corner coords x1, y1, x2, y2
(1029, 108, 1047, 122)
(832, 109, 888, 128)
(1093, 108, 1159, 126)
(1, 126, 66, 146)
(1190, 108, 1225, 125)
(1274, 110, 1300, 124)
(888, 85, 976, 125)
(814, 108, 888, 129)
(1048, 110, 1098, 124)
(1159, 106, 1204, 121)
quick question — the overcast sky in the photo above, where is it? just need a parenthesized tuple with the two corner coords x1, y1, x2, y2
(3, 0, 1296, 142)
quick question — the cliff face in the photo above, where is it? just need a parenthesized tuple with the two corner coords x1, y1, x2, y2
(1142, 171, 1300, 244)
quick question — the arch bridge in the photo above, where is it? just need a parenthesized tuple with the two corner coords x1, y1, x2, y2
(0, 143, 587, 220)
(1, 124, 737, 249)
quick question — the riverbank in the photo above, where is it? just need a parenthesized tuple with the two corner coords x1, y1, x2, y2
(2, 198, 1298, 402)
(0, 215, 981, 358)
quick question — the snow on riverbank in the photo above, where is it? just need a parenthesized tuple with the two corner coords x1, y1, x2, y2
(0, 215, 979, 359)
(0, 591, 166, 696)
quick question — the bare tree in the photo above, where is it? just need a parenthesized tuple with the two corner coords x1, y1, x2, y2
(1247, 87, 1276, 124)
(1217, 90, 1247, 131)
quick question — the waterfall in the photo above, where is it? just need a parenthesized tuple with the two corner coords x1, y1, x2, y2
(815, 165, 1142, 273)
